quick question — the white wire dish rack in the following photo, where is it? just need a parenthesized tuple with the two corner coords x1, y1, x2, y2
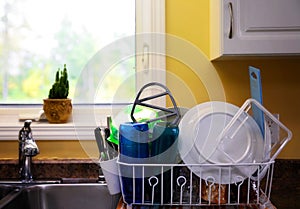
(117, 99, 292, 208)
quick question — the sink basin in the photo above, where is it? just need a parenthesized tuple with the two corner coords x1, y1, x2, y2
(0, 185, 21, 200)
(0, 184, 22, 209)
(0, 183, 121, 209)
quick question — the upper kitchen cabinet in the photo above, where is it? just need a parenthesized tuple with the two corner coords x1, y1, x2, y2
(210, 0, 300, 60)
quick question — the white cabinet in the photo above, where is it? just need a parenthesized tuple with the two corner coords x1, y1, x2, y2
(210, 0, 300, 60)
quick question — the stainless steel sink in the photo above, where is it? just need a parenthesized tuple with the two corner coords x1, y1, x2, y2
(0, 184, 21, 200)
(0, 183, 121, 209)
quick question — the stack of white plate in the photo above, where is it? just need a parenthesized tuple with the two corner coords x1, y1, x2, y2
(178, 101, 265, 184)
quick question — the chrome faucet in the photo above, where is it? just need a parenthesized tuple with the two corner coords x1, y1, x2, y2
(18, 120, 39, 182)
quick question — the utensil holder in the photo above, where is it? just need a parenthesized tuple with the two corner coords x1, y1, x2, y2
(99, 157, 121, 195)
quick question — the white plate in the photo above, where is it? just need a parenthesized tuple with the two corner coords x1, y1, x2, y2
(178, 101, 264, 184)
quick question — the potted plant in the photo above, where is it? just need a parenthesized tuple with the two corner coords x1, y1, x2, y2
(43, 64, 72, 123)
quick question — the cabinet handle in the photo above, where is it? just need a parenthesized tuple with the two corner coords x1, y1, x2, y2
(228, 2, 233, 39)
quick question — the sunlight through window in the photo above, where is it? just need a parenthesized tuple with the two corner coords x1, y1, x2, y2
(0, 0, 135, 103)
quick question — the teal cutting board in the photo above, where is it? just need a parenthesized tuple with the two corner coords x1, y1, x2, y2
(249, 66, 264, 136)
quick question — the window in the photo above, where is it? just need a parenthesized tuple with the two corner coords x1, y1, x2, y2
(0, 0, 165, 139)
(0, 0, 137, 103)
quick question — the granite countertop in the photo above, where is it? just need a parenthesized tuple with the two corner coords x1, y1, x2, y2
(0, 159, 100, 181)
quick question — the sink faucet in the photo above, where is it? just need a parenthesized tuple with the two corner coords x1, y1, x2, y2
(18, 120, 39, 182)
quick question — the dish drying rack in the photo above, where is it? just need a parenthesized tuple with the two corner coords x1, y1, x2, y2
(117, 99, 292, 208)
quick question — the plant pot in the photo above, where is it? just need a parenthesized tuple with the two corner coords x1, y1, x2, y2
(43, 98, 72, 123)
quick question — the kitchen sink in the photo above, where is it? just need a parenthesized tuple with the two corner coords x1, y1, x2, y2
(0, 184, 22, 200)
(0, 183, 121, 209)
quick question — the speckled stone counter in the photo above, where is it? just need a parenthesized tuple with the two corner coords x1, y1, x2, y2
(271, 159, 300, 209)
(0, 159, 99, 181)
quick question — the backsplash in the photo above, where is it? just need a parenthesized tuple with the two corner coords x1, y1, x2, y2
(0, 159, 99, 180)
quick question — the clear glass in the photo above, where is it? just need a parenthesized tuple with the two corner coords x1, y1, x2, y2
(0, 0, 135, 104)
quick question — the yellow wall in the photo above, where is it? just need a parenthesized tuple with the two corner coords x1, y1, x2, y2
(165, 0, 300, 159)
(1, 140, 98, 160)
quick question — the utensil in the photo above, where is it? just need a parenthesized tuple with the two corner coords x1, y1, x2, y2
(249, 66, 264, 136)
(94, 127, 117, 160)
(94, 127, 109, 161)
(105, 127, 118, 153)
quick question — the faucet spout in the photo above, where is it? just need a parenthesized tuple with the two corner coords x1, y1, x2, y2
(19, 120, 39, 182)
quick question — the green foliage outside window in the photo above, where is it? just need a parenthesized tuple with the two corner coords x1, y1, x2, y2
(0, 0, 135, 104)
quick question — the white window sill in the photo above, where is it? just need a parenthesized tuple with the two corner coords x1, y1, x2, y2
(0, 104, 126, 140)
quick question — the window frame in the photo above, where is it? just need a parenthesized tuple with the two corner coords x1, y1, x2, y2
(0, 0, 166, 140)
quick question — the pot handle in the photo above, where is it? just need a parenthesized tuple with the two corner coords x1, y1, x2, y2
(130, 82, 180, 126)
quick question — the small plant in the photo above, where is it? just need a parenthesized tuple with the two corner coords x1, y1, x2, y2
(48, 64, 69, 99)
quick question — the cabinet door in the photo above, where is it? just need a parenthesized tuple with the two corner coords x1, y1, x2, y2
(212, 0, 300, 58)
